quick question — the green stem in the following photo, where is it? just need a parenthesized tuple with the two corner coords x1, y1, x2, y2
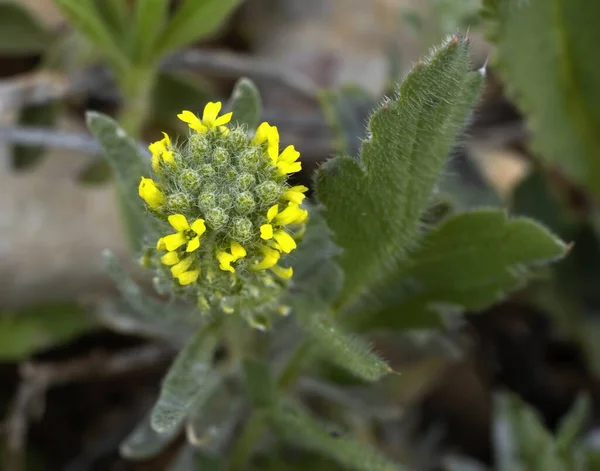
(118, 65, 156, 138)
(226, 339, 312, 471)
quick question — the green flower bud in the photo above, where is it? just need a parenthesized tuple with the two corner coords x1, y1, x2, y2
(199, 163, 216, 179)
(188, 133, 211, 158)
(180, 169, 201, 191)
(227, 127, 248, 151)
(255, 181, 280, 205)
(220, 193, 233, 208)
(197, 192, 216, 212)
(212, 147, 229, 167)
(237, 172, 255, 189)
(239, 148, 261, 171)
(206, 207, 229, 230)
(231, 217, 253, 242)
(167, 192, 191, 213)
(235, 191, 256, 214)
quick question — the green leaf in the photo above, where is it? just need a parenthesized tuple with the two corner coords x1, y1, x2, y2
(0, 2, 51, 55)
(0, 303, 95, 360)
(243, 359, 277, 407)
(131, 0, 169, 64)
(102, 250, 201, 344)
(120, 412, 181, 460)
(229, 78, 262, 131)
(556, 394, 590, 451)
(151, 325, 220, 433)
(92, 0, 129, 37)
(316, 34, 482, 308)
(155, 0, 243, 56)
(483, 0, 600, 200)
(87, 111, 161, 251)
(267, 400, 406, 471)
(55, 0, 128, 74)
(294, 298, 390, 382)
(288, 205, 343, 306)
(346, 210, 567, 331)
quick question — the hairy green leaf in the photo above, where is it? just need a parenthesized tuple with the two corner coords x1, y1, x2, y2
(155, 0, 242, 56)
(151, 325, 220, 433)
(87, 111, 161, 251)
(120, 412, 181, 460)
(295, 298, 390, 382)
(483, 0, 600, 200)
(0, 2, 51, 55)
(230, 78, 262, 131)
(131, 0, 169, 64)
(267, 400, 406, 471)
(55, 0, 128, 73)
(346, 210, 567, 331)
(102, 250, 201, 343)
(316, 34, 482, 308)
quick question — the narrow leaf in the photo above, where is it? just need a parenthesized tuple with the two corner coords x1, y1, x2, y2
(120, 412, 181, 460)
(295, 298, 390, 382)
(243, 359, 277, 407)
(151, 325, 220, 433)
(0, 3, 51, 55)
(346, 210, 567, 331)
(87, 111, 161, 251)
(556, 394, 590, 451)
(55, 0, 128, 73)
(316, 34, 482, 308)
(156, 0, 242, 56)
(229, 78, 262, 131)
(267, 400, 406, 471)
(483, 0, 600, 200)
(131, 0, 169, 63)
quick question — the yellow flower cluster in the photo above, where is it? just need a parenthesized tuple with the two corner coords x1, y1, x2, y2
(138, 101, 307, 287)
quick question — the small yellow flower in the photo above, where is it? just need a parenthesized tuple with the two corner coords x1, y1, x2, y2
(252, 122, 279, 162)
(271, 265, 293, 279)
(259, 203, 303, 253)
(162, 214, 206, 252)
(178, 269, 200, 285)
(149, 132, 174, 173)
(275, 203, 308, 225)
(161, 251, 180, 266)
(178, 102, 232, 134)
(217, 241, 247, 273)
(252, 246, 281, 271)
(276, 145, 302, 175)
(282, 185, 308, 204)
(139, 177, 164, 209)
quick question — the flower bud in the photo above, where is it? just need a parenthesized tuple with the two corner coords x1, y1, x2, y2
(197, 192, 216, 212)
(235, 191, 256, 214)
(237, 172, 255, 189)
(180, 169, 201, 192)
(167, 192, 191, 213)
(212, 147, 229, 167)
(255, 181, 280, 205)
(231, 217, 253, 242)
(206, 207, 229, 230)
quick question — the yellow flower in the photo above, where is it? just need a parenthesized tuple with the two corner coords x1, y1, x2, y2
(161, 251, 180, 266)
(169, 255, 199, 285)
(252, 122, 279, 162)
(162, 214, 206, 252)
(139, 177, 164, 209)
(149, 132, 174, 173)
(178, 102, 232, 134)
(282, 185, 308, 204)
(276, 145, 302, 175)
(271, 265, 293, 279)
(178, 269, 200, 285)
(259, 203, 304, 253)
(217, 241, 247, 273)
(275, 203, 308, 225)
(252, 246, 281, 271)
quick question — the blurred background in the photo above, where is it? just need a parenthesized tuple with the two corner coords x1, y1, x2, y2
(2, 0, 599, 470)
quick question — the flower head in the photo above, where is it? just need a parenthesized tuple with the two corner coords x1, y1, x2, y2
(138, 101, 307, 327)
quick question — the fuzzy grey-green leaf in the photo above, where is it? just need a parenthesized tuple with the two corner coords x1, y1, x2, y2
(346, 210, 567, 331)
(230, 78, 262, 131)
(87, 112, 161, 251)
(150, 325, 220, 433)
(120, 412, 181, 460)
(316, 35, 482, 308)
(483, 0, 600, 200)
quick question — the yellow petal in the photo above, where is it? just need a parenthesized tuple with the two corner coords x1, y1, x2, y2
(218, 126, 230, 135)
(161, 150, 174, 165)
(267, 204, 279, 222)
(161, 251, 180, 266)
(273, 230, 297, 253)
(168, 214, 190, 232)
(191, 219, 206, 236)
(252, 247, 280, 270)
(163, 232, 187, 251)
(230, 241, 246, 260)
(161, 131, 171, 147)
(252, 122, 271, 145)
(282, 187, 307, 204)
(260, 224, 274, 240)
(278, 145, 300, 163)
(186, 236, 200, 252)
(177, 110, 208, 132)
(171, 256, 194, 277)
(138, 177, 164, 209)
(178, 269, 200, 285)
(266, 125, 280, 163)
(271, 265, 293, 279)
(217, 251, 235, 272)
(274, 204, 304, 225)
(156, 238, 166, 250)
(215, 112, 233, 126)
(277, 161, 302, 175)
(293, 208, 308, 224)
(202, 101, 222, 126)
